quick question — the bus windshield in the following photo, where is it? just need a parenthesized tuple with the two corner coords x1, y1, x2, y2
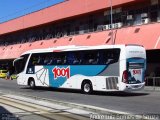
(14, 54, 29, 74)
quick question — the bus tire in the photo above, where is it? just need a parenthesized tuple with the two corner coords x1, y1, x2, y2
(81, 80, 93, 94)
(28, 78, 35, 89)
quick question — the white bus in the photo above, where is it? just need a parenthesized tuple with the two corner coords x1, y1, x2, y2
(14, 45, 146, 93)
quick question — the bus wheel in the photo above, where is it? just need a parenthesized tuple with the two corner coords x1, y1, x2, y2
(29, 78, 35, 89)
(82, 81, 93, 94)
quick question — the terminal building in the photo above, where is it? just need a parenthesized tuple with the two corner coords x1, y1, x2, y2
(0, 0, 160, 78)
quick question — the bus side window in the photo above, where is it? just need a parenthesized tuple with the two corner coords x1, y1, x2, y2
(98, 50, 105, 64)
(37, 56, 42, 65)
(62, 54, 67, 65)
(67, 53, 75, 65)
(52, 57, 57, 65)
(81, 52, 88, 64)
(106, 53, 114, 64)
(92, 52, 100, 64)
(29, 55, 37, 66)
(56, 57, 61, 65)
(44, 56, 51, 65)
(47, 56, 54, 65)
(73, 57, 80, 64)
(36, 53, 51, 65)
(42, 53, 53, 65)
(32, 57, 37, 65)
(54, 53, 65, 65)
(103, 49, 120, 65)
(81, 51, 98, 65)
(73, 52, 81, 64)
(102, 50, 110, 64)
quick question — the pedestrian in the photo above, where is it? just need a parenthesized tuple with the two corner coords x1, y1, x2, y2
(6, 69, 10, 80)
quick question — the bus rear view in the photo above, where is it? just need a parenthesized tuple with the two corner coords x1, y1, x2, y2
(120, 45, 146, 91)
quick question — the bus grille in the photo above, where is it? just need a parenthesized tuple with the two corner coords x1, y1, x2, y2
(106, 77, 118, 89)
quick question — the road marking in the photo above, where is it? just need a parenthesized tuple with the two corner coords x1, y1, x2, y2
(0, 91, 150, 120)
(0, 94, 90, 120)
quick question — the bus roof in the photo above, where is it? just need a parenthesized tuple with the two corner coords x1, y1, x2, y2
(21, 44, 144, 55)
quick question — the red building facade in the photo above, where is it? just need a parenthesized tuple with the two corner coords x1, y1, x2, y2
(0, 0, 160, 76)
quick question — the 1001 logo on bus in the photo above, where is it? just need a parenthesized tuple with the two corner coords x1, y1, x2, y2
(52, 66, 70, 79)
(133, 69, 141, 75)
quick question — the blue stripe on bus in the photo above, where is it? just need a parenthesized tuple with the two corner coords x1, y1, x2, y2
(127, 58, 145, 63)
(44, 65, 107, 88)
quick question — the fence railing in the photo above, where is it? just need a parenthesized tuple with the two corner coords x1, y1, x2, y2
(145, 77, 160, 87)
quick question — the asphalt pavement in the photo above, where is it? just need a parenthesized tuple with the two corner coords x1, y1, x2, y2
(0, 79, 160, 114)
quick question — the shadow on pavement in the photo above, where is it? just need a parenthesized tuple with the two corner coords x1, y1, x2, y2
(20, 86, 149, 97)
(93, 91, 149, 97)
(0, 106, 19, 120)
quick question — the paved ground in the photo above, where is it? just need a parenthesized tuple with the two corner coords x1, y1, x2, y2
(0, 93, 91, 120)
(0, 79, 160, 115)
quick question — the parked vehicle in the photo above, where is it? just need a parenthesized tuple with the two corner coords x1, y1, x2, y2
(0, 70, 8, 78)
